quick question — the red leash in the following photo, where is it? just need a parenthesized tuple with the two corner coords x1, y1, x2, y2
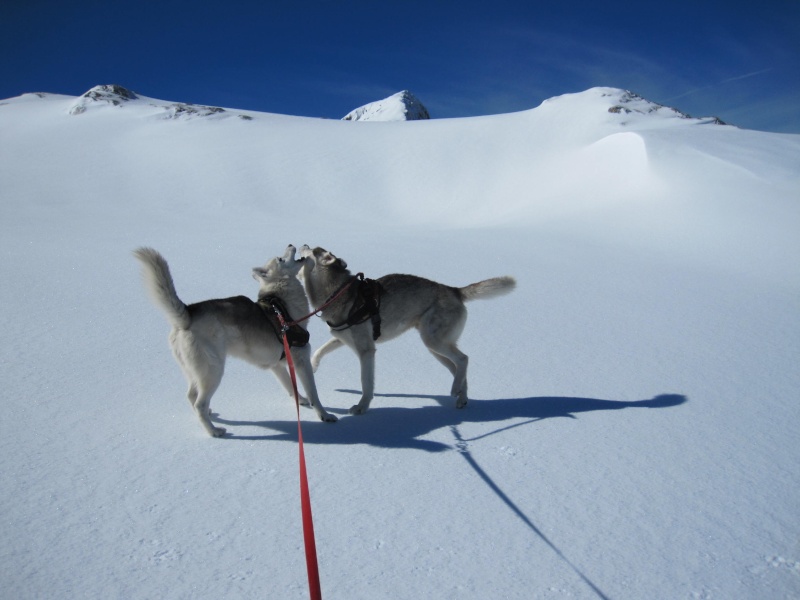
(277, 314, 322, 600)
(270, 275, 365, 600)
(284, 273, 362, 327)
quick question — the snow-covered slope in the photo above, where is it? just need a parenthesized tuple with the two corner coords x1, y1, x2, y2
(342, 90, 430, 121)
(1, 85, 798, 600)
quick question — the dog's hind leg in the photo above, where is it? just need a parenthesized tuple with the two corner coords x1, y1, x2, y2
(428, 349, 457, 377)
(186, 383, 198, 408)
(173, 343, 202, 411)
(427, 348, 470, 405)
(429, 344, 469, 407)
(311, 337, 344, 372)
(427, 349, 465, 395)
(192, 368, 226, 437)
(420, 308, 469, 408)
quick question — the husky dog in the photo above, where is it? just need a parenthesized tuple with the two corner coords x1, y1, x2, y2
(299, 245, 515, 415)
(134, 244, 337, 437)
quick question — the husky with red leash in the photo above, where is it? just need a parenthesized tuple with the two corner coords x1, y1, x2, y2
(299, 245, 516, 415)
(134, 244, 337, 437)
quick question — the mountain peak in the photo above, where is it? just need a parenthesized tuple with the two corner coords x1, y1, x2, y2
(69, 84, 139, 114)
(343, 90, 430, 122)
(605, 89, 726, 125)
(533, 87, 728, 129)
(65, 84, 252, 120)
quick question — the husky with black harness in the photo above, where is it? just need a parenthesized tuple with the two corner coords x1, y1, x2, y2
(299, 245, 516, 415)
(134, 244, 337, 437)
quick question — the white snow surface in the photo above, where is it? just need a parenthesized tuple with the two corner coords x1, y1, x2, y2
(1, 85, 799, 599)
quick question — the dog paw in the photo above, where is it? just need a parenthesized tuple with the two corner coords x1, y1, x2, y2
(455, 397, 468, 409)
(349, 405, 367, 415)
(210, 426, 227, 437)
(298, 395, 310, 406)
(320, 413, 338, 423)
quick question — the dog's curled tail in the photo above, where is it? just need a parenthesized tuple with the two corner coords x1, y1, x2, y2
(459, 276, 516, 301)
(133, 247, 191, 330)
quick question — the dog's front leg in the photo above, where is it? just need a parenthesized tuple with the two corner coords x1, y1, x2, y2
(270, 362, 309, 406)
(311, 337, 344, 372)
(290, 346, 338, 423)
(350, 346, 376, 415)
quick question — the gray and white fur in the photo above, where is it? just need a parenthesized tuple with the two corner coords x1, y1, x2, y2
(299, 245, 515, 415)
(134, 244, 337, 437)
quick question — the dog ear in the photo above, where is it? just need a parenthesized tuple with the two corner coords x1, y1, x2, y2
(252, 267, 268, 282)
(319, 251, 338, 267)
(318, 250, 348, 269)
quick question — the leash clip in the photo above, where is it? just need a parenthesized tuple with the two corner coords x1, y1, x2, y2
(268, 300, 291, 333)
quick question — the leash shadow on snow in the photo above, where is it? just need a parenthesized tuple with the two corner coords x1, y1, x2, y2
(451, 424, 612, 600)
(215, 392, 687, 451)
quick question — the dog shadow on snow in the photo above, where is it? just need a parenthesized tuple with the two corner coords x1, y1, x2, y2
(219, 391, 685, 599)
(216, 391, 686, 599)
(215, 391, 687, 451)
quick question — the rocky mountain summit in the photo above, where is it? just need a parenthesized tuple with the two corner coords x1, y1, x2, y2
(604, 89, 726, 125)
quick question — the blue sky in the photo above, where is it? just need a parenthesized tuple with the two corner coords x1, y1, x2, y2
(2, 0, 798, 132)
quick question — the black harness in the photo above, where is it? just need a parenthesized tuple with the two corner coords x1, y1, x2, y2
(326, 274, 384, 341)
(257, 295, 310, 351)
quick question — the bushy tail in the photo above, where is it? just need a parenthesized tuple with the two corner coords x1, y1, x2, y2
(459, 276, 516, 301)
(133, 247, 191, 330)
